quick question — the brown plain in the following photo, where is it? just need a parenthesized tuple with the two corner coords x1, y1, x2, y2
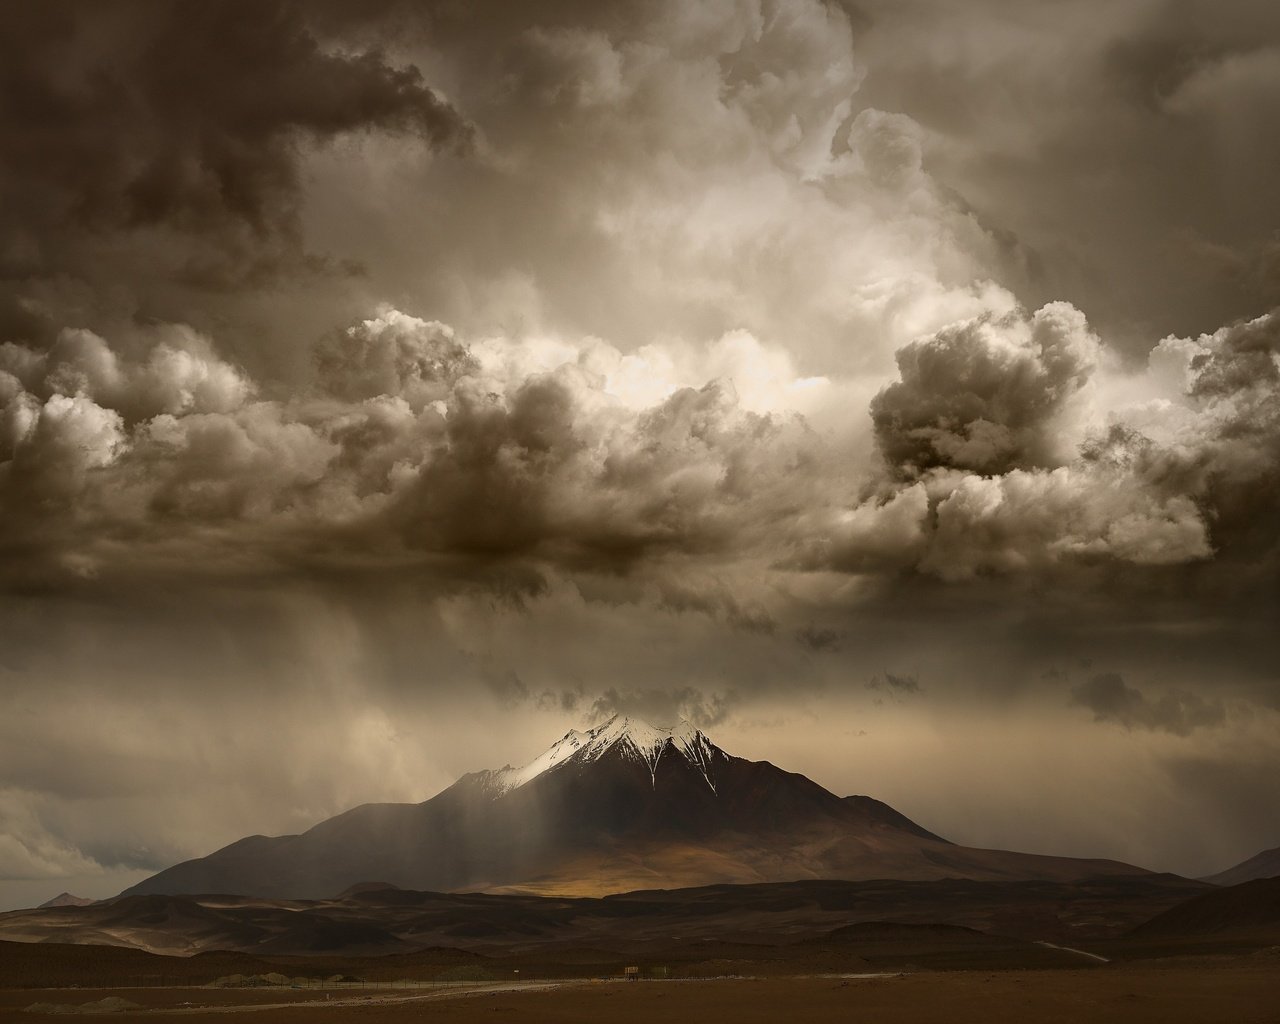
(2, 968, 1280, 1024)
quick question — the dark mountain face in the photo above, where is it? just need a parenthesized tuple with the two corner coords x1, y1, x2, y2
(122, 716, 1151, 900)
(1128, 877, 1280, 939)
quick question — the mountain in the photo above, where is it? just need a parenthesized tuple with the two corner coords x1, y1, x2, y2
(1200, 845, 1280, 886)
(123, 715, 1152, 900)
(36, 893, 95, 909)
(1129, 877, 1280, 940)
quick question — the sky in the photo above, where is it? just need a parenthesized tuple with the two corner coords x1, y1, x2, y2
(1, 0, 1278, 910)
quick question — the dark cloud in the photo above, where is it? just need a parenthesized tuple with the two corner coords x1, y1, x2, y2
(655, 580, 777, 636)
(795, 626, 841, 652)
(535, 685, 584, 715)
(868, 672, 922, 695)
(589, 687, 739, 729)
(385, 370, 818, 569)
(485, 670, 531, 709)
(0, 310, 830, 586)
(871, 303, 1098, 478)
(1071, 672, 1226, 736)
(1137, 309, 1280, 567)
(1187, 309, 1280, 401)
(0, 0, 469, 296)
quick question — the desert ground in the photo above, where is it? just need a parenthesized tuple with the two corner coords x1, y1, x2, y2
(2, 931, 1279, 1024)
(2, 966, 1279, 1024)
(3, 877, 1277, 1021)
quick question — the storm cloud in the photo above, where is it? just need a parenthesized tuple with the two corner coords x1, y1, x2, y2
(5, 301, 1268, 587)
(0, 2, 468, 283)
(871, 303, 1099, 477)
(1072, 673, 1227, 737)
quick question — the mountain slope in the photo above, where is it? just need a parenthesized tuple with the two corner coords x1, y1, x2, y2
(124, 716, 1151, 900)
(1200, 845, 1280, 886)
(1129, 877, 1280, 939)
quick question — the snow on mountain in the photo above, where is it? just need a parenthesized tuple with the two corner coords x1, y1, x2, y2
(485, 728, 590, 794)
(484, 715, 722, 795)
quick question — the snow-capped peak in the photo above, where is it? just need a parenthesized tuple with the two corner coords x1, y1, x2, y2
(484, 728, 590, 794)
(483, 714, 724, 796)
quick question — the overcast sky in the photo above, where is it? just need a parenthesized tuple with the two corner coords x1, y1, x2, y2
(1, 0, 1278, 910)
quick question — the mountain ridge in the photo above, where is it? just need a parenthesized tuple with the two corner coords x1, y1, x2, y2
(122, 714, 1152, 900)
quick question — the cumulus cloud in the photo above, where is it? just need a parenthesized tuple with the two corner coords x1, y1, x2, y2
(794, 483, 930, 573)
(5, 301, 1277, 590)
(919, 466, 1211, 580)
(1102, 309, 1280, 564)
(871, 303, 1100, 477)
(0, 326, 310, 580)
(803, 301, 1280, 582)
(1185, 309, 1280, 403)
(1071, 673, 1227, 736)
(846, 108, 925, 190)
(0, 311, 836, 581)
(316, 311, 478, 409)
(389, 370, 819, 566)
(1, 326, 254, 425)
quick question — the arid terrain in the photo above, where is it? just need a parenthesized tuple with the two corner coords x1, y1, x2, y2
(3, 877, 1279, 1022)
(0, 875, 1210, 959)
(2, 953, 1278, 1023)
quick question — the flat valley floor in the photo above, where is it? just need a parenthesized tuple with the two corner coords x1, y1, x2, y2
(3, 966, 1279, 1024)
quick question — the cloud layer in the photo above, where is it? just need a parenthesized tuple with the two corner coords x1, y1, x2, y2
(3, 300, 1272, 592)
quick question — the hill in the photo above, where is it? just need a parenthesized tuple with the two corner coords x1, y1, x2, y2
(1200, 846, 1280, 887)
